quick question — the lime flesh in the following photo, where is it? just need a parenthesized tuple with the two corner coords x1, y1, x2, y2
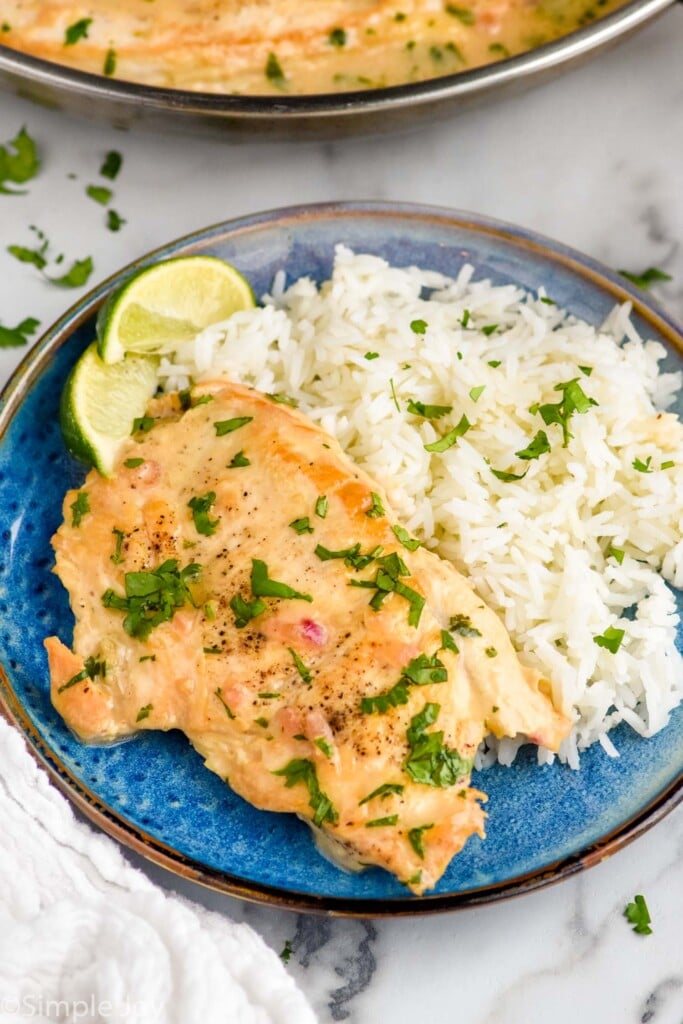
(60, 343, 159, 476)
(96, 255, 256, 364)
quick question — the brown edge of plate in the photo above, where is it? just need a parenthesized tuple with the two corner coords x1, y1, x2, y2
(0, 200, 681, 917)
(0, 0, 676, 140)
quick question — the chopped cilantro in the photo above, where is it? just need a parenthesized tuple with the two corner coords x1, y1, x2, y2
(440, 630, 459, 654)
(251, 558, 312, 602)
(110, 527, 125, 564)
(661, 460, 675, 470)
(136, 704, 153, 722)
(227, 450, 250, 468)
(314, 737, 334, 758)
(390, 378, 400, 412)
(392, 525, 420, 551)
(579, 365, 593, 377)
(315, 495, 328, 519)
(624, 894, 652, 935)
(487, 359, 501, 368)
(364, 351, 379, 360)
(214, 415, 253, 436)
(132, 416, 155, 435)
(540, 296, 556, 306)
(408, 823, 435, 858)
(315, 542, 382, 570)
(0, 126, 40, 195)
(103, 47, 117, 76)
(352, 554, 424, 626)
(229, 593, 266, 629)
(424, 414, 471, 453)
(49, 256, 94, 288)
(124, 457, 144, 468)
(0, 316, 39, 348)
(265, 52, 287, 89)
(485, 647, 498, 658)
(366, 492, 385, 518)
(359, 783, 404, 805)
(608, 546, 625, 564)
(267, 392, 298, 407)
(102, 559, 201, 640)
(328, 27, 347, 46)
(445, 4, 475, 24)
(100, 150, 122, 179)
(365, 815, 398, 828)
(289, 517, 314, 535)
(469, 386, 485, 403)
(58, 654, 106, 694)
(70, 490, 90, 527)
(215, 687, 236, 719)
(280, 940, 294, 963)
(8, 242, 47, 270)
(404, 703, 472, 788)
(107, 209, 125, 232)
(449, 614, 481, 638)
(254, 717, 269, 728)
(272, 759, 337, 826)
(491, 467, 528, 482)
(204, 646, 221, 655)
(537, 378, 598, 447)
(481, 324, 498, 336)
(288, 647, 312, 684)
(632, 456, 653, 473)
(188, 491, 219, 536)
(360, 653, 447, 714)
(86, 184, 112, 206)
(619, 267, 671, 290)
(515, 429, 551, 461)
(406, 399, 452, 419)
(64, 18, 92, 44)
(593, 626, 625, 654)
(410, 319, 428, 334)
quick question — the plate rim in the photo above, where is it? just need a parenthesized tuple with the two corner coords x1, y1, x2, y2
(1, 200, 681, 917)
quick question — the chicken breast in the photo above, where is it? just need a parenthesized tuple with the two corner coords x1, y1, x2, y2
(46, 380, 570, 894)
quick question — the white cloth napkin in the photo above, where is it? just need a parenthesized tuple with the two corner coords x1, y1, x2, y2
(0, 716, 316, 1024)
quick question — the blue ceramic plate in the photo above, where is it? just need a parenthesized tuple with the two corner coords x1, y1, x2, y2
(1, 203, 681, 915)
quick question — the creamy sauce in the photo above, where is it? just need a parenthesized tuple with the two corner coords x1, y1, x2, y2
(2, 0, 627, 95)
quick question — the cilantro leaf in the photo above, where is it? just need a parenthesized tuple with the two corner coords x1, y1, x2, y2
(102, 559, 201, 640)
(58, 654, 106, 694)
(359, 783, 404, 805)
(360, 653, 447, 714)
(593, 626, 625, 654)
(469, 385, 485, 403)
(515, 429, 551, 461)
(537, 378, 598, 447)
(103, 48, 117, 76)
(251, 558, 312, 602)
(215, 687, 235, 719)
(228, 450, 250, 468)
(136, 704, 153, 722)
(424, 414, 471, 453)
(404, 703, 472, 788)
(86, 184, 112, 205)
(70, 490, 90, 527)
(229, 593, 266, 629)
(315, 495, 328, 519)
(366, 492, 385, 518)
(265, 52, 287, 89)
(410, 319, 428, 334)
(100, 150, 122, 179)
(448, 614, 481, 637)
(188, 491, 219, 536)
(328, 27, 347, 46)
(289, 517, 314, 535)
(608, 546, 625, 564)
(445, 4, 475, 24)
(619, 267, 672, 290)
(64, 18, 92, 45)
(392, 525, 421, 551)
(288, 647, 312, 684)
(272, 759, 337, 826)
(48, 256, 94, 288)
(365, 815, 399, 827)
(407, 399, 453, 420)
(624, 894, 652, 935)
(408, 823, 435, 858)
(0, 126, 40, 194)
(106, 210, 125, 234)
(491, 467, 529, 482)
(632, 456, 653, 473)
(214, 416, 253, 436)
(0, 316, 39, 348)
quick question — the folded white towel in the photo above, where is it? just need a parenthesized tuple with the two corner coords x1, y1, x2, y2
(0, 716, 316, 1024)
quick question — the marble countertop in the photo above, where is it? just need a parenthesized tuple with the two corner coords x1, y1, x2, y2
(1, 7, 682, 1022)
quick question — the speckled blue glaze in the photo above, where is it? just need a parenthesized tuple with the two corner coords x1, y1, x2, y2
(0, 203, 681, 912)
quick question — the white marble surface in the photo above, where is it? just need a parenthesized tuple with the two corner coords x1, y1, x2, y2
(1, 8, 682, 1022)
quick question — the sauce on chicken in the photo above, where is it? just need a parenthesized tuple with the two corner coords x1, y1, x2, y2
(46, 381, 570, 893)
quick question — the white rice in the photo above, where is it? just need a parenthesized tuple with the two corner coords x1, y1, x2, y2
(158, 246, 683, 768)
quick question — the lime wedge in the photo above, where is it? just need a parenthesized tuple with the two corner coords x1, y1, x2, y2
(60, 343, 158, 476)
(96, 255, 256, 364)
